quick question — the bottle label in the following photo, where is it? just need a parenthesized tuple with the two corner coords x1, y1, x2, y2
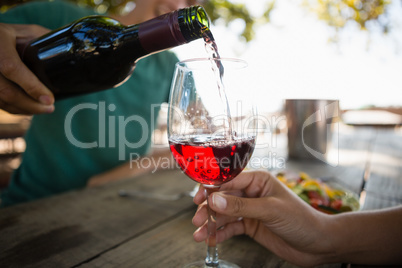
(138, 10, 187, 53)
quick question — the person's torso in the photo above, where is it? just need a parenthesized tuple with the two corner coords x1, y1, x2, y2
(0, 0, 178, 206)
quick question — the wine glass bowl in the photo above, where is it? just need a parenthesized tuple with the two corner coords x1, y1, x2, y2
(168, 58, 257, 267)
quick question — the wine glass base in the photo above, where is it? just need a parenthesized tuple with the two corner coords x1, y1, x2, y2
(183, 260, 240, 268)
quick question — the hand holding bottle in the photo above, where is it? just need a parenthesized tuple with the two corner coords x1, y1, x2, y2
(18, 6, 209, 99)
(0, 23, 55, 114)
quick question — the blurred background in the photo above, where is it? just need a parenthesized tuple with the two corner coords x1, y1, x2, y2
(1, 0, 401, 185)
(174, 0, 402, 113)
(1, 0, 401, 111)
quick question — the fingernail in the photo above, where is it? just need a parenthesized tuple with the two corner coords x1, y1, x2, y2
(212, 194, 227, 210)
(39, 95, 53, 105)
(45, 105, 55, 114)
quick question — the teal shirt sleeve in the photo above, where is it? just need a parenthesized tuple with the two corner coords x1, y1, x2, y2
(0, 0, 96, 28)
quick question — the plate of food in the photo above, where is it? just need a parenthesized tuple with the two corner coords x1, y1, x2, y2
(276, 172, 360, 214)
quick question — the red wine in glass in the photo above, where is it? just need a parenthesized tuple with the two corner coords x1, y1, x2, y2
(169, 135, 256, 186)
(168, 58, 254, 268)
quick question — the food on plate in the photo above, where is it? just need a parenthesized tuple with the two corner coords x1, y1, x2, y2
(276, 172, 360, 214)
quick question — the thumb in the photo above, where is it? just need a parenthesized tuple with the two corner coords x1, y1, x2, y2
(210, 192, 268, 220)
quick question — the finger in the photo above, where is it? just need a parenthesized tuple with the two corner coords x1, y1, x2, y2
(13, 24, 50, 44)
(215, 220, 246, 244)
(192, 201, 242, 229)
(0, 25, 54, 105)
(209, 192, 271, 220)
(193, 218, 246, 244)
(0, 53, 54, 105)
(0, 74, 54, 114)
(0, 99, 29, 114)
(220, 170, 274, 197)
(193, 184, 206, 205)
(193, 223, 208, 243)
(192, 202, 208, 227)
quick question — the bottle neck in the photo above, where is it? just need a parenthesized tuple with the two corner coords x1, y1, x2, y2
(137, 6, 210, 54)
(178, 6, 210, 42)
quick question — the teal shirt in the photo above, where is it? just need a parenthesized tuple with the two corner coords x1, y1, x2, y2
(0, 1, 179, 207)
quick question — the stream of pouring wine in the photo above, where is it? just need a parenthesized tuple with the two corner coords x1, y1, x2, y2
(203, 29, 234, 140)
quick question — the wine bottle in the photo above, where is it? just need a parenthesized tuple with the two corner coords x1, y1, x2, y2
(19, 6, 210, 99)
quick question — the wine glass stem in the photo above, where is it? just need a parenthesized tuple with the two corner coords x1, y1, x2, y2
(205, 186, 221, 267)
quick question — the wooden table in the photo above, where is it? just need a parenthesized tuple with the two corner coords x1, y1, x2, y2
(0, 125, 401, 268)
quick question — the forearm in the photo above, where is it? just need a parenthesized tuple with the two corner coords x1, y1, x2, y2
(326, 206, 402, 265)
(87, 161, 146, 187)
(87, 147, 175, 187)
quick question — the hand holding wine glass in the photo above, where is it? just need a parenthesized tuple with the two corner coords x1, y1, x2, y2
(168, 58, 257, 267)
(192, 170, 328, 267)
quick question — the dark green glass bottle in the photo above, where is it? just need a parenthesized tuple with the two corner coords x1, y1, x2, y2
(20, 6, 210, 99)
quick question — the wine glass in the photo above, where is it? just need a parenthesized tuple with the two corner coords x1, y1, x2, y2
(167, 58, 257, 268)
